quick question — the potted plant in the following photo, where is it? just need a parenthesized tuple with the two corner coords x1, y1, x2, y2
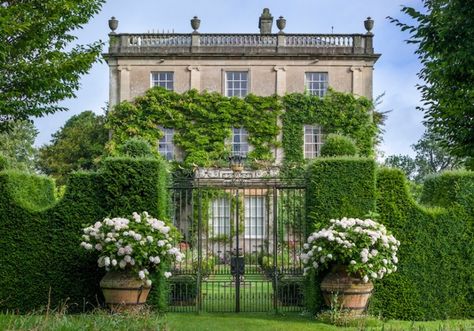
(80, 211, 184, 311)
(301, 217, 400, 316)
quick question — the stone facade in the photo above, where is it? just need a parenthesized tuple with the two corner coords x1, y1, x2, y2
(104, 11, 380, 108)
(103, 9, 380, 167)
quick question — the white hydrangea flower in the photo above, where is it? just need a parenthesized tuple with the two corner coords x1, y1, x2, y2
(164, 272, 172, 278)
(145, 279, 152, 287)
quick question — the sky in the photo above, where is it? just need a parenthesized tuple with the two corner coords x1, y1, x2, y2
(34, 0, 425, 158)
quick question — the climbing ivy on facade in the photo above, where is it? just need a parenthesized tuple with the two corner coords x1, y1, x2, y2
(106, 87, 376, 169)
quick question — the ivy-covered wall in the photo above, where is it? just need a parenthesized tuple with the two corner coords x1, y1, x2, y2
(0, 157, 170, 312)
(106, 87, 376, 170)
(282, 92, 376, 171)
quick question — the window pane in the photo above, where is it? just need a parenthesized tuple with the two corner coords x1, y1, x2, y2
(226, 71, 248, 97)
(158, 127, 174, 160)
(244, 197, 265, 238)
(303, 125, 324, 159)
(151, 72, 174, 91)
(231, 127, 249, 157)
(305, 72, 328, 97)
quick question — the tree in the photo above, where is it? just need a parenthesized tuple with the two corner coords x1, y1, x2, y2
(390, 1, 474, 162)
(384, 129, 464, 183)
(0, 0, 105, 131)
(384, 154, 417, 181)
(0, 120, 38, 172)
(37, 111, 108, 184)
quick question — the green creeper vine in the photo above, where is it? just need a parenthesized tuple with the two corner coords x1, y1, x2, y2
(281, 90, 376, 176)
(106, 87, 376, 172)
(106, 88, 281, 168)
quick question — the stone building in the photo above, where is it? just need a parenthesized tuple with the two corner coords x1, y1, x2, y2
(104, 9, 380, 166)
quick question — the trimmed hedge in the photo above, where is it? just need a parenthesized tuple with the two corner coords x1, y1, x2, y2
(304, 157, 376, 313)
(304, 160, 473, 320)
(0, 157, 170, 312)
(100, 157, 169, 219)
(370, 168, 474, 320)
(320, 134, 358, 157)
(305, 157, 376, 233)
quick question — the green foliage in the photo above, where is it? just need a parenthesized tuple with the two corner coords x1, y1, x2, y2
(303, 158, 376, 312)
(0, 120, 38, 172)
(384, 129, 464, 183)
(419, 170, 474, 210)
(320, 134, 358, 157)
(107, 88, 375, 171)
(389, 1, 474, 159)
(0, 170, 104, 313)
(370, 168, 474, 319)
(117, 138, 156, 158)
(100, 157, 169, 220)
(0, 158, 170, 312)
(305, 157, 376, 233)
(37, 111, 108, 185)
(383, 154, 417, 181)
(0, 1, 105, 131)
(281, 91, 376, 176)
(0, 170, 56, 211)
(0, 154, 8, 171)
(107, 88, 282, 168)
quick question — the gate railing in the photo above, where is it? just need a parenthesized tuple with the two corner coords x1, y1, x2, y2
(167, 177, 306, 313)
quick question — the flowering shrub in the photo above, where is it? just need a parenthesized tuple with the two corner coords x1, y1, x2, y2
(301, 218, 400, 283)
(80, 212, 184, 286)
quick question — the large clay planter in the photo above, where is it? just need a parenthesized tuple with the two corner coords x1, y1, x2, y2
(100, 270, 151, 312)
(320, 266, 373, 316)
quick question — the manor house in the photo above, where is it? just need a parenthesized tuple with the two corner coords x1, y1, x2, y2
(104, 9, 380, 166)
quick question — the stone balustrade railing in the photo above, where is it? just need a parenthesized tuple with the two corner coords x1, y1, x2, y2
(108, 33, 374, 55)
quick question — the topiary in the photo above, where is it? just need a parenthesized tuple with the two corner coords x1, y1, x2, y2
(117, 138, 155, 158)
(320, 134, 358, 157)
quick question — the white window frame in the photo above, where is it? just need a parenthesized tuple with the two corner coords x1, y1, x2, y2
(158, 127, 174, 160)
(305, 72, 328, 97)
(225, 71, 248, 97)
(151, 71, 174, 90)
(231, 127, 249, 157)
(304, 125, 324, 159)
(209, 198, 231, 238)
(244, 196, 266, 239)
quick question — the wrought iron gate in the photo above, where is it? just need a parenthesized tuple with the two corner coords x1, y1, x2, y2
(168, 177, 306, 312)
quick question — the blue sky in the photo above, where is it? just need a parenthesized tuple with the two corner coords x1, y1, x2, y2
(34, 0, 424, 158)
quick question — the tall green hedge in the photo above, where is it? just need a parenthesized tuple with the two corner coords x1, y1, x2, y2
(0, 157, 170, 312)
(305, 157, 376, 233)
(304, 157, 376, 312)
(100, 157, 169, 219)
(304, 160, 473, 320)
(370, 168, 474, 320)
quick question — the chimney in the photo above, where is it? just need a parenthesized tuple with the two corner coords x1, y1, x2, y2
(258, 8, 273, 34)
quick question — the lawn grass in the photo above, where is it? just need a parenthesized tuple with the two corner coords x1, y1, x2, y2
(0, 312, 473, 331)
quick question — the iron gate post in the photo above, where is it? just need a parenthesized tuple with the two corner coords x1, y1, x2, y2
(272, 185, 279, 313)
(235, 186, 240, 313)
(197, 187, 202, 312)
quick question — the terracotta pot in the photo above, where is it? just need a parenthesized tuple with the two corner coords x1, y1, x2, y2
(320, 265, 373, 316)
(100, 270, 151, 312)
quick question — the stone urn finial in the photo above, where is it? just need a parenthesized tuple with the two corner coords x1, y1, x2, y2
(259, 8, 273, 34)
(276, 16, 286, 33)
(364, 17, 374, 35)
(191, 16, 201, 33)
(108, 16, 118, 34)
